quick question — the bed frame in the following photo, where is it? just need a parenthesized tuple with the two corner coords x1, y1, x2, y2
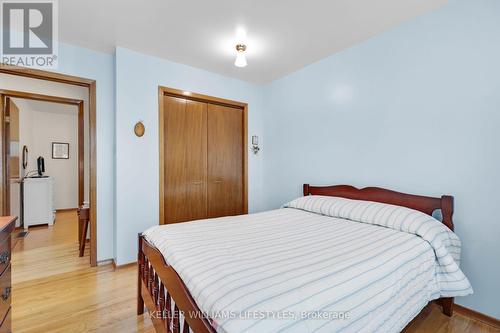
(138, 184, 456, 332)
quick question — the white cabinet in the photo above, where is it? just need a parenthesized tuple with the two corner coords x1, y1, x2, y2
(23, 177, 55, 229)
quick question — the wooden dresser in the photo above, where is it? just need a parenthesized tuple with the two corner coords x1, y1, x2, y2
(0, 216, 16, 333)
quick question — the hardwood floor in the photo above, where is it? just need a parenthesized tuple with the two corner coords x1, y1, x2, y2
(405, 303, 499, 333)
(11, 210, 153, 333)
(10, 210, 498, 333)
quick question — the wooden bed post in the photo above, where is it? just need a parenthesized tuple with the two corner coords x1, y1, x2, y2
(441, 195, 454, 231)
(137, 233, 145, 315)
(440, 195, 454, 317)
(303, 184, 310, 196)
(441, 297, 454, 316)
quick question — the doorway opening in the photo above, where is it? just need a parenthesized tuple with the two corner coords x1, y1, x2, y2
(0, 66, 97, 266)
(1, 91, 87, 255)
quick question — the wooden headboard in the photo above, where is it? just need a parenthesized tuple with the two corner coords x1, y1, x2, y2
(303, 184, 454, 231)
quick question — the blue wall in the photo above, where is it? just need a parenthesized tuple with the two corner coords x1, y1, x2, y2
(262, 0, 500, 317)
(114, 48, 264, 265)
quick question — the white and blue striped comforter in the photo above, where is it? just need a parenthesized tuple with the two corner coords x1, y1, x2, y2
(143, 196, 472, 333)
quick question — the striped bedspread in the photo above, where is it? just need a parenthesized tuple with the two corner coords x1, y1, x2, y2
(143, 196, 472, 333)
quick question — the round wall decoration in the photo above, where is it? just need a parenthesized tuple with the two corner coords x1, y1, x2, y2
(134, 121, 145, 137)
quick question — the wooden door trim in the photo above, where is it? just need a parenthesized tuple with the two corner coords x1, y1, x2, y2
(0, 97, 10, 215)
(160, 86, 248, 109)
(77, 102, 84, 207)
(158, 86, 248, 225)
(0, 64, 97, 267)
(0, 89, 83, 105)
(0, 64, 94, 87)
(0, 97, 3, 216)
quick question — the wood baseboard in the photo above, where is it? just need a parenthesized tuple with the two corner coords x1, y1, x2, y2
(56, 208, 78, 212)
(455, 304, 500, 328)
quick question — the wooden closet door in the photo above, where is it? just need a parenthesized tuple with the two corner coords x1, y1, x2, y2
(207, 104, 243, 218)
(163, 96, 207, 223)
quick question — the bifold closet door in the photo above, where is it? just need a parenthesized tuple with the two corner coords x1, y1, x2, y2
(207, 104, 244, 218)
(163, 96, 208, 224)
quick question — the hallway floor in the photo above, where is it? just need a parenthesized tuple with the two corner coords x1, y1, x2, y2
(11, 210, 154, 332)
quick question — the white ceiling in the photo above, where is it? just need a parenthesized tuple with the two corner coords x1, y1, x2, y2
(59, 0, 448, 84)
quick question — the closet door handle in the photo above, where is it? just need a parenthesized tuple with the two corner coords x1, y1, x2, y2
(191, 181, 204, 185)
(213, 179, 223, 184)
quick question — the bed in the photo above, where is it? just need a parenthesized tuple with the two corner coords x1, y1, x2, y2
(137, 184, 472, 333)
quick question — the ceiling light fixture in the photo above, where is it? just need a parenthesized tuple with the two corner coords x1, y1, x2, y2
(234, 44, 247, 68)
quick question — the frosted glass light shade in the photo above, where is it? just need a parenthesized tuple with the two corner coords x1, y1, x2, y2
(234, 52, 247, 67)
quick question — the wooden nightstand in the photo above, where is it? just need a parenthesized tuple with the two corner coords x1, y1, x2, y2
(0, 216, 17, 333)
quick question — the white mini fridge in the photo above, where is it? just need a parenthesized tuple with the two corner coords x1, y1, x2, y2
(23, 176, 55, 229)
